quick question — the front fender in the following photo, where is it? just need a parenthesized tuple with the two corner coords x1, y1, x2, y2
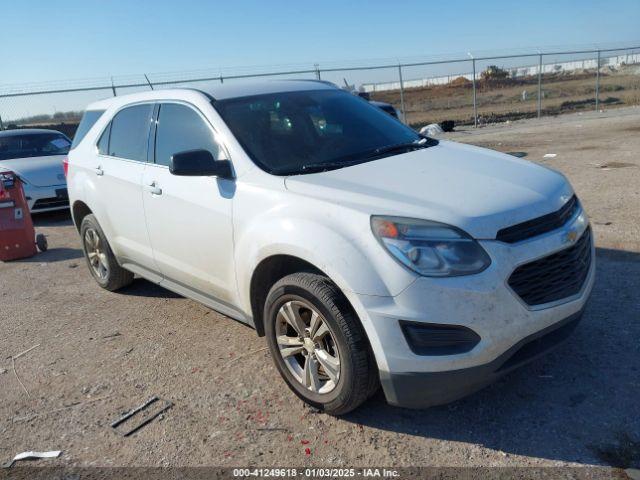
(234, 212, 417, 316)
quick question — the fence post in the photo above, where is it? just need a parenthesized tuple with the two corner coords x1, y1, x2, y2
(595, 50, 601, 112)
(470, 56, 478, 127)
(111, 77, 117, 97)
(537, 53, 543, 118)
(315, 64, 321, 80)
(398, 64, 406, 124)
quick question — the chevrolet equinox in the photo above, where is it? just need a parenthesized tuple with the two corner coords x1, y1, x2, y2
(67, 81, 595, 414)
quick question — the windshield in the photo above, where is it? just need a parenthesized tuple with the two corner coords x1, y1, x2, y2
(214, 89, 428, 175)
(0, 132, 71, 161)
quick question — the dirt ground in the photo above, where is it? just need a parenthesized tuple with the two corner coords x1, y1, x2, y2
(1, 107, 639, 472)
(372, 67, 640, 127)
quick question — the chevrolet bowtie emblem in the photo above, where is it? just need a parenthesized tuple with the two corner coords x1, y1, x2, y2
(565, 229, 578, 244)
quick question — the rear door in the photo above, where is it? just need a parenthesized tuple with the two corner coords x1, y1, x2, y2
(92, 103, 158, 276)
(142, 102, 236, 304)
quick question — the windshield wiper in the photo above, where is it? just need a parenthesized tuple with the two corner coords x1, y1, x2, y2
(269, 159, 363, 175)
(274, 136, 438, 176)
(299, 137, 438, 173)
(300, 159, 366, 174)
(367, 136, 437, 158)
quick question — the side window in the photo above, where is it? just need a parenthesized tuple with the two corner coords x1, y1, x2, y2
(97, 122, 111, 155)
(155, 103, 223, 167)
(108, 104, 153, 161)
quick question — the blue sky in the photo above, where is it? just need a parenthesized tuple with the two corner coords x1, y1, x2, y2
(3, 0, 640, 85)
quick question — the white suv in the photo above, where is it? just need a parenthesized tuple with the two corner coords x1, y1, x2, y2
(67, 81, 594, 414)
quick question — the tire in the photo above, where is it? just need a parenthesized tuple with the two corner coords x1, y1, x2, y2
(80, 214, 133, 291)
(264, 272, 379, 415)
(35, 233, 48, 252)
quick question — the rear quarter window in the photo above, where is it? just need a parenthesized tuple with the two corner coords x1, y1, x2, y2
(71, 110, 105, 149)
(97, 123, 111, 155)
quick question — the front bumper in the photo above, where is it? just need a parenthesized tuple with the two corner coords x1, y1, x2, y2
(349, 211, 595, 408)
(380, 309, 583, 408)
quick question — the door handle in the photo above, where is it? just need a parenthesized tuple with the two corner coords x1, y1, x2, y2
(147, 181, 162, 195)
(94, 166, 104, 176)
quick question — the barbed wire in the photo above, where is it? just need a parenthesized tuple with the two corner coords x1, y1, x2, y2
(1, 41, 639, 97)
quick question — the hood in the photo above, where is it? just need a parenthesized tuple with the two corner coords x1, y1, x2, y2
(0, 155, 66, 187)
(284, 141, 574, 239)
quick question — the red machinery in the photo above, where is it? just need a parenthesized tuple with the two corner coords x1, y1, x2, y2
(0, 171, 47, 261)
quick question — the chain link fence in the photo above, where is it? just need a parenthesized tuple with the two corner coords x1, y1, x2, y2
(1, 46, 639, 137)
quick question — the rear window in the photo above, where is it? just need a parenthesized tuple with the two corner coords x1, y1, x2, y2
(71, 110, 105, 149)
(107, 104, 153, 161)
(0, 132, 71, 161)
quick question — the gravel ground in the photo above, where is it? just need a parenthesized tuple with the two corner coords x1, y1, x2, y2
(1, 107, 639, 472)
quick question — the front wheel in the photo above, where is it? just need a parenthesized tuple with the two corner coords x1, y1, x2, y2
(264, 272, 378, 415)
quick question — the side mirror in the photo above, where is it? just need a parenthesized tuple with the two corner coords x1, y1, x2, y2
(169, 149, 233, 178)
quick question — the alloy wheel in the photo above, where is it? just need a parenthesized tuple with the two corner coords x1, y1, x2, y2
(275, 300, 341, 394)
(84, 228, 109, 280)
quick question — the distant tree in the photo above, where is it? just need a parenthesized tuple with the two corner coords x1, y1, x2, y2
(481, 65, 509, 81)
(9, 110, 82, 126)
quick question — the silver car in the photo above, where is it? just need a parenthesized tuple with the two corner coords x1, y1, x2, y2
(0, 129, 71, 212)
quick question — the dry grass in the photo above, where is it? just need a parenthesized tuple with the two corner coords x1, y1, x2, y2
(371, 67, 640, 127)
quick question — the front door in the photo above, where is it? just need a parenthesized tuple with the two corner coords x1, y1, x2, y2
(142, 102, 236, 304)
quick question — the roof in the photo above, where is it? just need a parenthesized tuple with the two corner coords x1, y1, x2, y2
(84, 80, 338, 111)
(202, 79, 337, 100)
(0, 128, 65, 137)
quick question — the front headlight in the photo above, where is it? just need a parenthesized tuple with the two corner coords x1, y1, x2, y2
(371, 216, 491, 277)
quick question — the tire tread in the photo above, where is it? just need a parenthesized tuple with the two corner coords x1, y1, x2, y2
(267, 272, 378, 415)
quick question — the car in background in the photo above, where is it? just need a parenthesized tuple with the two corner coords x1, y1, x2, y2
(355, 92, 401, 119)
(341, 81, 401, 120)
(368, 98, 400, 119)
(0, 129, 71, 212)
